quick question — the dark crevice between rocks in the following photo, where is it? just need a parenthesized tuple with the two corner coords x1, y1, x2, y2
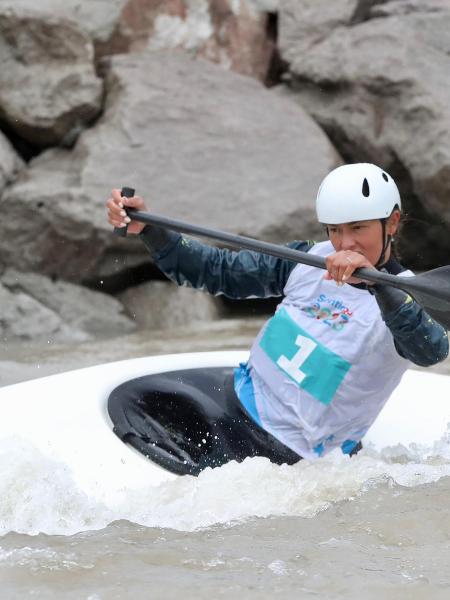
(0, 119, 42, 163)
(264, 12, 289, 88)
(289, 74, 352, 98)
(350, 0, 391, 25)
(314, 121, 449, 269)
(83, 261, 168, 295)
(59, 107, 106, 150)
(0, 96, 106, 162)
(388, 158, 450, 270)
(96, 54, 114, 80)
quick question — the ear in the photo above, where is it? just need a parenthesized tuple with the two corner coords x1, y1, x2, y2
(387, 209, 401, 236)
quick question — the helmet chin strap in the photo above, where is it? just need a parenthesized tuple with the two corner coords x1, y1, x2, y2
(376, 219, 392, 268)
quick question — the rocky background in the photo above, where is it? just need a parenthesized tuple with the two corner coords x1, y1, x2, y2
(0, 0, 449, 347)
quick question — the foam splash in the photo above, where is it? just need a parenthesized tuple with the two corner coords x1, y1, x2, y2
(0, 437, 114, 537)
(1, 433, 450, 537)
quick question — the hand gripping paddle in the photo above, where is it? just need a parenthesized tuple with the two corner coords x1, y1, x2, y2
(113, 187, 135, 237)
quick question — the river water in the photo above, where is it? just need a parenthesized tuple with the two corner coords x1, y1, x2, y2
(1, 318, 450, 599)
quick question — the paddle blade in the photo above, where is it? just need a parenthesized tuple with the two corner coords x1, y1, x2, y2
(409, 266, 450, 330)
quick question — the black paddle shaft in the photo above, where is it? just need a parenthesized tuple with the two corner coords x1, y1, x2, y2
(124, 209, 450, 329)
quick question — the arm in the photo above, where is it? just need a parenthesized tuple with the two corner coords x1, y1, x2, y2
(139, 223, 315, 299)
(370, 285, 449, 367)
(324, 250, 448, 367)
(106, 189, 314, 297)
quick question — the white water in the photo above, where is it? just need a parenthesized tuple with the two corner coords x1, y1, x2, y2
(1, 431, 450, 537)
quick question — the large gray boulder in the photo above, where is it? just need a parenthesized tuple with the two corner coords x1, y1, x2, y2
(0, 0, 126, 57)
(0, 280, 78, 344)
(0, 50, 338, 283)
(118, 280, 222, 331)
(278, 0, 450, 265)
(0, 6, 103, 147)
(1, 269, 136, 343)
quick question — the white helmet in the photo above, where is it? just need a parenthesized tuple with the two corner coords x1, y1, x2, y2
(316, 163, 401, 224)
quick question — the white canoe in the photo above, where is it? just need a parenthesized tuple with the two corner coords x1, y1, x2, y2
(0, 351, 449, 503)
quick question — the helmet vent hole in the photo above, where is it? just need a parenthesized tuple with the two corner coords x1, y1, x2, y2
(362, 178, 370, 197)
(382, 172, 389, 182)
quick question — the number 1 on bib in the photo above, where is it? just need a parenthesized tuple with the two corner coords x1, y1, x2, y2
(277, 335, 317, 384)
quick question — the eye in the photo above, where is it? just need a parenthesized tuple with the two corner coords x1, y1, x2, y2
(382, 172, 389, 182)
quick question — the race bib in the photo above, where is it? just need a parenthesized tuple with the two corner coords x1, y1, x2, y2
(259, 307, 351, 405)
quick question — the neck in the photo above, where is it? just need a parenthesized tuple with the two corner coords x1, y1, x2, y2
(379, 244, 391, 266)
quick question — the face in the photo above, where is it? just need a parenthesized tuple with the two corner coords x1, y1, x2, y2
(327, 211, 401, 266)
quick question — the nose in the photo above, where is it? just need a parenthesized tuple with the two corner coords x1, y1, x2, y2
(339, 230, 357, 252)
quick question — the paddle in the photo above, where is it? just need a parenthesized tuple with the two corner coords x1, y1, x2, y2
(117, 204, 450, 330)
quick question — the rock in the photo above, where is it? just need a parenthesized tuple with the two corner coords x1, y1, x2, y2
(0, 50, 338, 282)
(279, 0, 358, 60)
(118, 280, 222, 330)
(1, 269, 136, 343)
(0, 132, 24, 192)
(0, 280, 86, 345)
(0, 6, 103, 147)
(0, 0, 159, 59)
(0, 0, 279, 83)
(0, 0, 127, 54)
(278, 0, 450, 266)
(148, 0, 277, 82)
(0, 146, 109, 282)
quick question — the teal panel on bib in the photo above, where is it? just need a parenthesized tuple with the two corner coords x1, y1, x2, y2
(259, 307, 351, 405)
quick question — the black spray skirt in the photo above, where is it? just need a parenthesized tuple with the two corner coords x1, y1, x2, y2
(107, 367, 302, 476)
